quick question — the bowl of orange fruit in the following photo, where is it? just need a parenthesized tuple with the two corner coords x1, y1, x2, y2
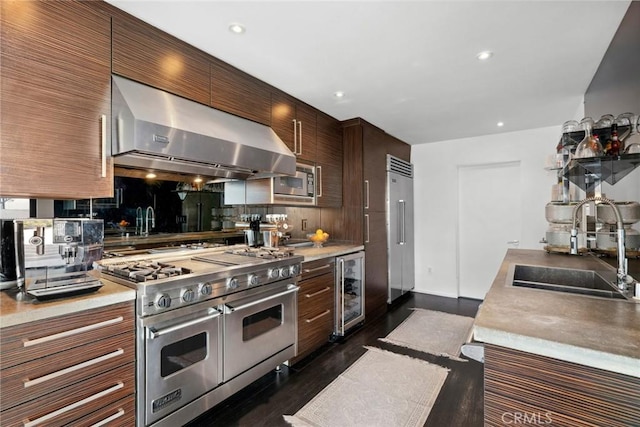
(307, 229, 329, 248)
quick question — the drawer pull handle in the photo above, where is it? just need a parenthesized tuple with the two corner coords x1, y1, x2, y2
(305, 309, 330, 323)
(90, 408, 125, 427)
(302, 264, 332, 274)
(24, 349, 125, 388)
(305, 287, 331, 298)
(23, 382, 124, 427)
(23, 316, 124, 347)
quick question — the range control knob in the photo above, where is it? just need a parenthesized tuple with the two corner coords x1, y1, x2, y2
(279, 267, 291, 279)
(268, 269, 280, 280)
(290, 264, 301, 276)
(226, 277, 239, 289)
(181, 288, 195, 303)
(156, 294, 171, 309)
(199, 282, 213, 296)
(248, 274, 260, 286)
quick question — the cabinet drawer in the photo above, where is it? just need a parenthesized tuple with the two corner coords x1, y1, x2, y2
(297, 307, 333, 358)
(1, 331, 134, 410)
(1, 362, 134, 427)
(301, 258, 334, 280)
(298, 274, 334, 318)
(1, 301, 134, 369)
(72, 395, 135, 427)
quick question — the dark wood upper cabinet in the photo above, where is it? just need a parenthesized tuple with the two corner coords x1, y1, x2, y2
(271, 91, 317, 162)
(316, 113, 343, 207)
(112, 12, 210, 105)
(0, 0, 113, 199)
(210, 59, 271, 125)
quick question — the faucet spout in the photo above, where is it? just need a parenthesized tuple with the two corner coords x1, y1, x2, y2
(570, 196, 628, 292)
(145, 206, 155, 236)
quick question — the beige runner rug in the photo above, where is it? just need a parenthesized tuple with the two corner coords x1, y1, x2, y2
(379, 309, 474, 360)
(283, 347, 448, 427)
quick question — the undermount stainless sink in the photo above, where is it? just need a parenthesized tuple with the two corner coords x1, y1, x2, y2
(508, 264, 627, 300)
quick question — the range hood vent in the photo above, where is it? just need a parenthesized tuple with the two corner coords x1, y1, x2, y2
(111, 75, 296, 180)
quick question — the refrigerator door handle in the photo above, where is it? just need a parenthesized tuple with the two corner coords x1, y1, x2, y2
(364, 214, 370, 243)
(398, 200, 406, 245)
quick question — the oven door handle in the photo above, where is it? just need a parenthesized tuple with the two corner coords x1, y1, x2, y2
(224, 285, 299, 313)
(148, 310, 221, 339)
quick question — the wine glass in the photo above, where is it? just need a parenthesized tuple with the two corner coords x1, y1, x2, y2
(575, 117, 604, 158)
(623, 114, 640, 154)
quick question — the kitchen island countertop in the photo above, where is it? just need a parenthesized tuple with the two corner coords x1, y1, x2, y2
(0, 278, 135, 328)
(473, 249, 640, 378)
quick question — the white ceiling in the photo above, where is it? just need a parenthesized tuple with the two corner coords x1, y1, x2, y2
(105, 0, 630, 145)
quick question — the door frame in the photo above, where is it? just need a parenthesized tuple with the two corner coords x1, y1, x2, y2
(455, 160, 521, 298)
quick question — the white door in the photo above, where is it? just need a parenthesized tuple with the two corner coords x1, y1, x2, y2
(458, 161, 522, 299)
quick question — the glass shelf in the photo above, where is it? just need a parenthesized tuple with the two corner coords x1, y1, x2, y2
(564, 153, 640, 190)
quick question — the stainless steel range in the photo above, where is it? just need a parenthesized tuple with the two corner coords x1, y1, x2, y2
(95, 245, 302, 427)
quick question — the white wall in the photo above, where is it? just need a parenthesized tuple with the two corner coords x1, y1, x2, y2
(411, 125, 640, 298)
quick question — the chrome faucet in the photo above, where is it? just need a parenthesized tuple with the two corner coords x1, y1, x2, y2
(570, 196, 634, 292)
(135, 207, 143, 235)
(144, 206, 155, 237)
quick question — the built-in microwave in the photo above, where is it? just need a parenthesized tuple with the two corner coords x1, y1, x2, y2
(224, 163, 316, 206)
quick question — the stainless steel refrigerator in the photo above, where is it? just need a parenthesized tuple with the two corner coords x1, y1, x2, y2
(386, 155, 415, 303)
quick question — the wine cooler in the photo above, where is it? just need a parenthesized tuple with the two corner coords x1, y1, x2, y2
(334, 251, 365, 336)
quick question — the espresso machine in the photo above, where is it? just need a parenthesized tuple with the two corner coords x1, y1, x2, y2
(17, 218, 104, 299)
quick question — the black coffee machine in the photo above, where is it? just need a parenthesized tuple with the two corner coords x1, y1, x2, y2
(0, 219, 24, 289)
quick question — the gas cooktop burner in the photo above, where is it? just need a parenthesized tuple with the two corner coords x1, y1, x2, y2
(101, 260, 192, 283)
(225, 247, 295, 259)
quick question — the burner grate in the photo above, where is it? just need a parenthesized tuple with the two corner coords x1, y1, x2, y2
(102, 260, 192, 282)
(225, 247, 295, 259)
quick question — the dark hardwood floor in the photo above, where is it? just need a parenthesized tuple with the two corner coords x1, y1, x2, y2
(187, 292, 484, 427)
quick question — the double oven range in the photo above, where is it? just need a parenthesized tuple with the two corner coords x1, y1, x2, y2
(96, 245, 302, 427)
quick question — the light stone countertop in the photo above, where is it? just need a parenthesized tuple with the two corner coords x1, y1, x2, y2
(0, 243, 362, 329)
(473, 249, 640, 378)
(0, 277, 135, 328)
(292, 243, 364, 262)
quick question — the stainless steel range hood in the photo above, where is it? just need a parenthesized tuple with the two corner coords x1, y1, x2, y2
(111, 75, 296, 180)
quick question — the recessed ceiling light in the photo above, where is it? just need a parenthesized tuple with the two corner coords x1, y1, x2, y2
(228, 23, 246, 34)
(497, 122, 504, 127)
(334, 91, 345, 98)
(145, 172, 157, 179)
(194, 177, 203, 183)
(476, 51, 493, 61)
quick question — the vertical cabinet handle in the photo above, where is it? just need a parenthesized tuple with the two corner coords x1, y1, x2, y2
(292, 119, 298, 155)
(364, 180, 370, 209)
(23, 382, 124, 427)
(364, 214, 370, 243)
(100, 114, 107, 178)
(316, 165, 323, 197)
(339, 258, 345, 334)
(298, 120, 303, 155)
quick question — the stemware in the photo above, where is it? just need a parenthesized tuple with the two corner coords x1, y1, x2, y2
(574, 117, 604, 158)
(623, 114, 640, 154)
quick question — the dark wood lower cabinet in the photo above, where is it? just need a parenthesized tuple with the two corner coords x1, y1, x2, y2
(484, 344, 640, 427)
(0, 301, 135, 427)
(292, 257, 335, 364)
